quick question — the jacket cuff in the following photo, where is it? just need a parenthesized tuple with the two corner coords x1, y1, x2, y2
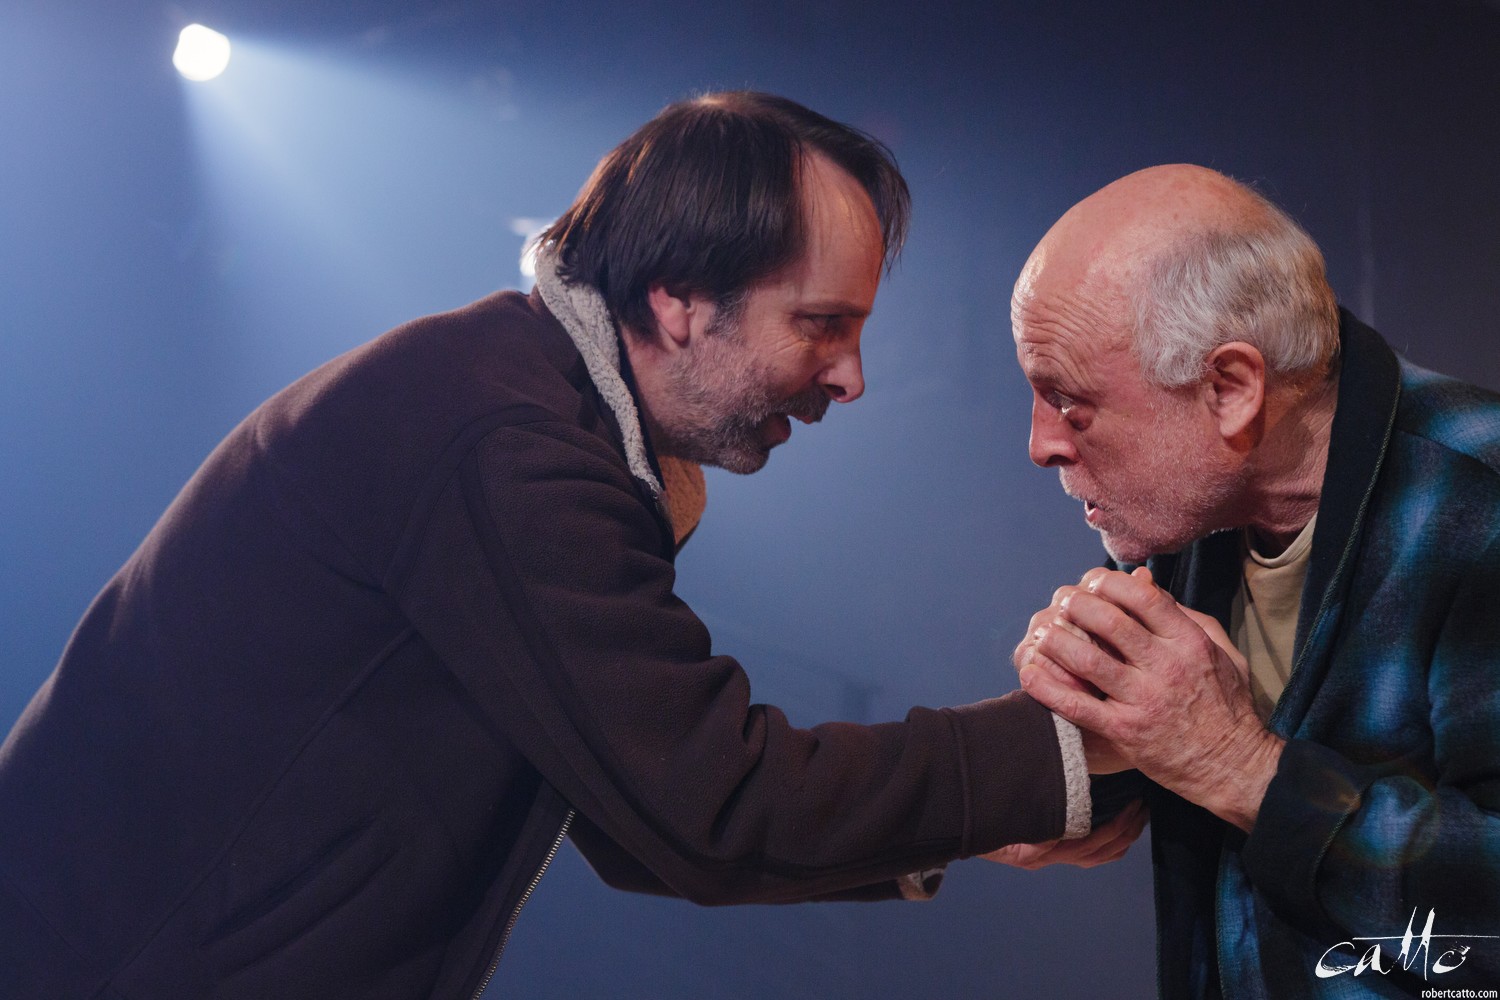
(1050, 713, 1092, 839)
(945, 690, 1070, 854)
(1241, 738, 1365, 923)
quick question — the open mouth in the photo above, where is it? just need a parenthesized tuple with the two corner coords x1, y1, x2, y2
(761, 399, 824, 446)
(761, 413, 793, 445)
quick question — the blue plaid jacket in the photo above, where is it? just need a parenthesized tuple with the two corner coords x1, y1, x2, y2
(1140, 312, 1500, 999)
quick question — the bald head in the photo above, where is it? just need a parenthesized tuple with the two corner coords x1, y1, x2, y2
(1014, 164, 1339, 389)
(1012, 165, 1342, 559)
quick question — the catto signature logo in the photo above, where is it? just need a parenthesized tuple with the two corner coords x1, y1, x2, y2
(1318, 908, 1499, 981)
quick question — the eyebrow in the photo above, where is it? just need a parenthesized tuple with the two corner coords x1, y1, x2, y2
(1022, 360, 1063, 386)
(798, 300, 872, 319)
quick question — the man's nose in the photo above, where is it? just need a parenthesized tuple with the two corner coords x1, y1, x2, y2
(818, 343, 865, 403)
(1028, 397, 1077, 467)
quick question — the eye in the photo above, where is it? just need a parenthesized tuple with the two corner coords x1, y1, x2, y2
(799, 314, 849, 340)
(1045, 390, 1079, 418)
(1043, 390, 1090, 430)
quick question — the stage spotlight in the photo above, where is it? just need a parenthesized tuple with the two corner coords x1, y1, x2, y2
(511, 218, 551, 282)
(174, 24, 231, 82)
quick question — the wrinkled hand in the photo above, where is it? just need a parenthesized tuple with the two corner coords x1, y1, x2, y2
(1174, 603, 1250, 680)
(982, 799, 1148, 870)
(1018, 568, 1282, 832)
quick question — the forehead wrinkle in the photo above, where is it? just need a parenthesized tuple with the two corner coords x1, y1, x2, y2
(1015, 279, 1130, 361)
(1016, 334, 1091, 397)
(1018, 330, 1145, 420)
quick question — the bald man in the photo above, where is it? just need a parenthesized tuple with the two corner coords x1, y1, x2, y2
(1011, 165, 1500, 998)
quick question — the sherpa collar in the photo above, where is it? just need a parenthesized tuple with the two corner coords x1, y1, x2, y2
(534, 248, 663, 497)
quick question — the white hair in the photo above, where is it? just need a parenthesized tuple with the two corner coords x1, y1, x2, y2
(1132, 195, 1340, 388)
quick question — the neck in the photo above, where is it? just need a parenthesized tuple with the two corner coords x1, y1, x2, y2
(1244, 372, 1338, 556)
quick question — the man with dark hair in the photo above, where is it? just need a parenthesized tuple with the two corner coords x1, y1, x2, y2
(0, 92, 1130, 1000)
(1012, 164, 1500, 997)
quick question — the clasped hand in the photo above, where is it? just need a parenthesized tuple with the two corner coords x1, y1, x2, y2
(1013, 567, 1283, 833)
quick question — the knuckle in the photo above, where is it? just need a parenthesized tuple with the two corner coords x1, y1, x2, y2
(1095, 601, 1127, 637)
(1106, 711, 1138, 744)
(1186, 631, 1217, 663)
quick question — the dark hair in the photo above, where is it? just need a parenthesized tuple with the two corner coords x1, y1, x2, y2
(536, 91, 910, 337)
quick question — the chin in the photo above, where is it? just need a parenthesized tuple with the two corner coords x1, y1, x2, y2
(1101, 524, 1206, 565)
(1099, 530, 1167, 566)
(1100, 540, 1146, 565)
(706, 446, 771, 476)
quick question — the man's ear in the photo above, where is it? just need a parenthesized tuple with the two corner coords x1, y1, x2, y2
(645, 284, 713, 349)
(1205, 341, 1266, 445)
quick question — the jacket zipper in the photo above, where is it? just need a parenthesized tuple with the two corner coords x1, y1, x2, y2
(471, 808, 575, 1000)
